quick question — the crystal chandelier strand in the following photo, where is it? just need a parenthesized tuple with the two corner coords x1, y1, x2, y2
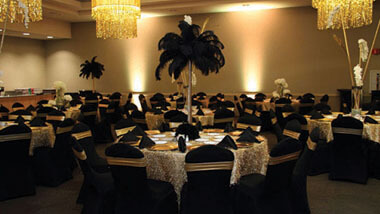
(0, 0, 42, 24)
(312, 0, 373, 30)
(92, 0, 141, 39)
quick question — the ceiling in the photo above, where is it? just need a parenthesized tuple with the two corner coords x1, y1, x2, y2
(2, 0, 311, 39)
(44, 0, 311, 22)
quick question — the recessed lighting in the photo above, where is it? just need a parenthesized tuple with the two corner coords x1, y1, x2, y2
(47, 36, 54, 39)
(23, 33, 30, 36)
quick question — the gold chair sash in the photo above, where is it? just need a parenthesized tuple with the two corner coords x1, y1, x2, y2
(106, 157, 147, 167)
(83, 111, 97, 116)
(271, 117, 277, 125)
(299, 103, 314, 107)
(98, 104, 109, 108)
(244, 108, 253, 114)
(0, 112, 9, 117)
(214, 117, 234, 124)
(268, 150, 301, 165)
(283, 129, 300, 140)
(72, 130, 92, 140)
(236, 123, 261, 132)
(72, 148, 87, 160)
(227, 107, 235, 112)
(85, 100, 98, 104)
(106, 109, 115, 113)
(12, 107, 24, 111)
(255, 111, 261, 117)
(0, 132, 32, 142)
(185, 161, 234, 172)
(275, 104, 286, 108)
(301, 124, 308, 131)
(115, 126, 136, 137)
(37, 113, 47, 117)
(169, 122, 181, 129)
(307, 138, 317, 151)
(46, 115, 65, 121)
(9, 115, 33, 121)
(111, 99, 120, 102)
(56, 126, 74, 134)
(332, 127, 363, 136)
(133, 118, 147, 124)
(42, 104, 53, 107)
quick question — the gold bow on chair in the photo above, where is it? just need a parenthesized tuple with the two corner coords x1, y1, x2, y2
(185, 161, 234, 172)
(106, 157, 147, 167)
(268, 150, 301, 165)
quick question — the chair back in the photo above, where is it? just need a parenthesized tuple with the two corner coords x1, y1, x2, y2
(9, 110, 33, 121)
(0, 105, 9, 121)
(53, 119, 76, 168)
(265, 137, 302, 194)
(213, 107, 235, 129)
(285, 113, 309, 147)
(114, 119, 136, 138)
(36, 107, 56, 121)
(98, 99, 110, 121)
(80, 104, 98, 129)
(139, 94, 150, 113)
(71, 137, 95, 182)
(183, 145, 234, 214)
(330, 116, 368, 183)
(72, 123, 101, 168)
(0, 124, 35, 201)
(84, 93, 99, 108)
(46, 109, 66, 130)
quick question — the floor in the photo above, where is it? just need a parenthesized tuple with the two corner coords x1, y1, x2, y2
(1, 132, 380, 214)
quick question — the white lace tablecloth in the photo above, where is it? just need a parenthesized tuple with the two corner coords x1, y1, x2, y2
(307, 116, 380, 143)
(64, 109, 82, 121)
(141, 132, 269, 197)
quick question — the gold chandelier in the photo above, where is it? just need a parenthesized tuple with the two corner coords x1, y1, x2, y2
(0, 0, 43, 26)
(92, 0, 141, 39)
(312, 0, 373, 30)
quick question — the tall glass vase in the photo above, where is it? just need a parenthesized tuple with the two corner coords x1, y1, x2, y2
(351, 86, 363, 118)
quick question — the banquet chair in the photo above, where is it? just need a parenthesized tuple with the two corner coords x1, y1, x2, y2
(291, 127, 320, 214)
(71, 138, 115, 213)
(96, 100, 115, 144)
(275, 98, 292, 129)
(72, 122, 109, 173)
(85, 93, 99, 108)
(103, 102, 123, 142)
(180, 145, 234, 214)
(235, 135, 302, 214)
(26, 104, 36, 114)
(12, 102, 24, 111)
(46, 109, 66, 130)
(9, 110, 33, 121)
(176, 97, 186, 109)
(131, 109, 148, 130)
(106, 143, 178, 214)
(122, 93, 138, 118)
(80, 104, 98, 136)
(37, 99, 49, 106)
(110, 92, 122, 107)
(36, 106, 56, 121)
(0, 124, 35, 201)
(254, 93, 266, 101)
(236, 113, 261, 135)
(114, 118, 136, 139)
(298, 93, 315, 115)
(329, 116, 368, 184)
(70, 99, 83, 107)
(285, 113, 309, 148)
(0, 104, 9, 121)
(213, 107, 235, 129)
(269, 110, 284, 142)
(139, 94, 150, 113)
(32, 119, 75, 187)
(98, 99, 111, 121)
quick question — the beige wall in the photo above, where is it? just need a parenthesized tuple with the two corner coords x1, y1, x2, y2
(0, 37, 46, 90)
(44, 6, 380, 96)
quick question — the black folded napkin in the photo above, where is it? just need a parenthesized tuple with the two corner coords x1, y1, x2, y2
(195, 121, 203, 131)
(159, 123, 171, 132)
(26, 105, 35, 112)
(30, 117, 46, 127)
(196, 108, 204, 116)
(178, 136, 186, 153)
(138, 135, 155, 149)
(311, 111, 324, 119)
(120, 131, 139, 143)
(162, 105, 168, 111)
(217, 135, 237, 150)
(224, 123, 234, 133)
(367, 107, 376, 115)
(239, 127, 259, 136)
(237, 131, 260, 143)
(15, 115, 25, 124)
(364, 116, 378, 124)
(176, 124, 200, 140)
(132, 125, 147, 137)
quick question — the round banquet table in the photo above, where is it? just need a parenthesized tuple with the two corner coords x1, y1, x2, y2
(0, 122, 55, 155)
(135, 131, 269, 197)
(306, 114, 380, 144)
(145, 108, 215, 130)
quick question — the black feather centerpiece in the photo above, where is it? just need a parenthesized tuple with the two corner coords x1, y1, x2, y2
(155, 17, 225, 80)
(175, 123, 200, 140)
(79, 56, 105, 92)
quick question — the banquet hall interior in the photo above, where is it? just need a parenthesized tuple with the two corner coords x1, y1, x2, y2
(1, 0, 380, 213)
